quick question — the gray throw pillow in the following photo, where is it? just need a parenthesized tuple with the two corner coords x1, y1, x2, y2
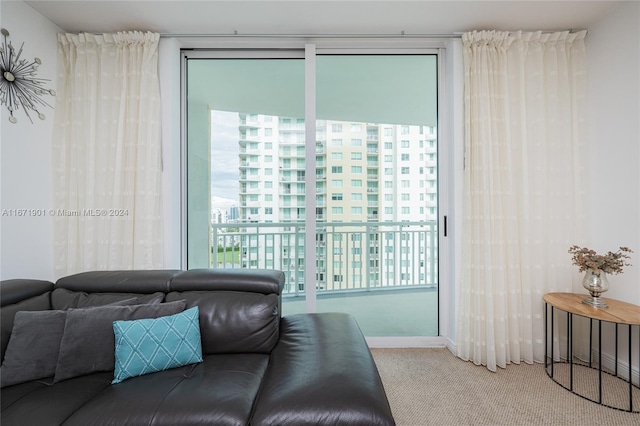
(54, 300, 187, 383)
(0, 298, 139, 388)
(0, 310, 66, 388)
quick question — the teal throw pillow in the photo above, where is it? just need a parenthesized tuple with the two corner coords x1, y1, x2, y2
(112, 306, 203, 384)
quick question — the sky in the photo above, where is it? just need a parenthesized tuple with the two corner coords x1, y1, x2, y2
(210, 110, 240, 210)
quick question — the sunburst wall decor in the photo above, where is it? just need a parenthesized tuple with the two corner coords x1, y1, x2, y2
(0, 28, 55, 123)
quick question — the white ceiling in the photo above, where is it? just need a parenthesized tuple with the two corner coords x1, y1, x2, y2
(24, 0, 623, 36)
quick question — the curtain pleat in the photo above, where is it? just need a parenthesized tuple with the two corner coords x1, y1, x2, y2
(457, 30, 588, 371)
(52, 31, 163, 277)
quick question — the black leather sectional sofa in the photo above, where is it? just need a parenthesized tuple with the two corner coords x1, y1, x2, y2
(0, 269, 395, 426)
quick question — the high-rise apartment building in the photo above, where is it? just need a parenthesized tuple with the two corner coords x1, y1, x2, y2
(235, 112, 437, 293)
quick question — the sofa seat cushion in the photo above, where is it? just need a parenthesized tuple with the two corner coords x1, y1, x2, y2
(1, 372, 113, 426)
(251, 313, 395, 426)
(62, 353, 270, 426)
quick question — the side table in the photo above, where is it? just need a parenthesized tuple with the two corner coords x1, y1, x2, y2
(543, 293, 640, 413)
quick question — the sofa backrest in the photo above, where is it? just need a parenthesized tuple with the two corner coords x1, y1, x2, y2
(54, 270, 181, 293)
(168, 269, 285, 354)
(51, 270, 182, 309)
(0, 279, 54, 363)
(1, 268, 286, 361)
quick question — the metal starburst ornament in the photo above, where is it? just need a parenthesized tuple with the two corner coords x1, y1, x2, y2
(0, 28, 55, 123)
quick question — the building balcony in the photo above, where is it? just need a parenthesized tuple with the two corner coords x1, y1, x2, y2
(210, 219, 437, 292)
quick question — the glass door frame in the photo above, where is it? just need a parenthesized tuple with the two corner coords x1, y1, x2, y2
(180, 37, 453, 347)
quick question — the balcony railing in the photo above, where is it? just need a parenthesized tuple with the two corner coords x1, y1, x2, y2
(210, 220, 438, 297)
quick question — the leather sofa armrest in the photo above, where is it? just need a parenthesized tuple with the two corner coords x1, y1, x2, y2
(251, 313, 395, 426)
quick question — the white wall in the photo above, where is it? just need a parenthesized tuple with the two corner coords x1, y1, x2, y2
(2, 0, 638, 303)
(587, 0, 640, 305)
(0, 0, 60, 280)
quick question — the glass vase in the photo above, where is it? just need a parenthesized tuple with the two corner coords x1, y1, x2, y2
(581, 269, 610, 308)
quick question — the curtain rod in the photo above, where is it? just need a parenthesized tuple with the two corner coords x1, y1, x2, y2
(158, 29, 580, 39)
(159, 32, 463, 39)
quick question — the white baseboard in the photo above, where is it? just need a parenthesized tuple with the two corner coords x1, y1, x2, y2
(366, 336, 447, 348)
(589, 348, 640, 386)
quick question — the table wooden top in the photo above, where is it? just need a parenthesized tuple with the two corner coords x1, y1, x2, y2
(543, 293, 640, 325)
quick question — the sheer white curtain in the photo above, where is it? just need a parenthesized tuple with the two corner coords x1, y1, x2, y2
(457, 30, 588, 371)
(52, 31, 163, 277)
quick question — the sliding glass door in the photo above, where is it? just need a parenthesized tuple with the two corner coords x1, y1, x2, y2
(184, 48, 440, 338)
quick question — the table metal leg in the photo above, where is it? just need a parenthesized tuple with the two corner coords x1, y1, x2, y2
(569, 312, 573, 391)
(589, 318, 593, 368)
(544, 303, 548, 370)
(628, 324, 633, 412)
(615, 323, 619, 376)
(551, 305, 555, 377)
(599, 320, 603, 404)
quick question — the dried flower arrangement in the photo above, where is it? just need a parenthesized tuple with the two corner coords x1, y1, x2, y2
(568, 245, 633, 275)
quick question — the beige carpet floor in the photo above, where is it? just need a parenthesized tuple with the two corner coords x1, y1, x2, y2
(371, 348, 640, 426)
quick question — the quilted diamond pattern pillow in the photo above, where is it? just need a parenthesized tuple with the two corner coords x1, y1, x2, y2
(112, 306, 203, 384)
